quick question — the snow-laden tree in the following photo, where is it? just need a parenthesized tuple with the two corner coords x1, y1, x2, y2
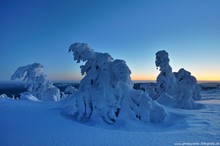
(155, 50, 176, 97)
(173, 68, 198, 109)
(65, 43, 168, 124)
(155, 51, 201, 109)
(64, 86, 78, 95)
(11, 63, 60, 101)
(61, 86, 78, 99)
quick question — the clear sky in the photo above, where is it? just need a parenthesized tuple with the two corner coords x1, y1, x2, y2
(1, 0, 220, 82)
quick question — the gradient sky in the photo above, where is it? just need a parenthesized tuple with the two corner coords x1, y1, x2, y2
(1, 0, 220, 82)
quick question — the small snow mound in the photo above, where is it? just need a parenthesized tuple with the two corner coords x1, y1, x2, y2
(150, 101, 169, 123)
(20, 93, 41, 102)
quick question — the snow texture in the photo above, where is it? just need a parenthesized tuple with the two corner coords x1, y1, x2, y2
(0, 86, 219, 146)
(66, 43, 167, 124)
(11, 63, 60, 101)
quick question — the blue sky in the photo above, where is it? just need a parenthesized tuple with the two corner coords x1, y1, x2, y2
(1, 0, 220, 81)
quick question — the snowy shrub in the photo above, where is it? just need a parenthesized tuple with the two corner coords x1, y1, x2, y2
(174, 69, 201, 102)
(0, 94, 10, 99)
(64, 86, 78, 95)
(115, 90, 152, 123)
(0, 94, 17, 100)
(155, 50, 176, 97)
(65, 43, 168, 124)
(11, 63, 60, 101)
(20, 92, 41, 101)
(118, 87, 168, 123)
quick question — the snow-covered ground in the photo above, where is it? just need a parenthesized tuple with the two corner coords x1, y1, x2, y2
(0, 85, 220, 146)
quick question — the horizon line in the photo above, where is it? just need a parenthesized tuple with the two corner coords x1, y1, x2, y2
(1, 79, 220, 84)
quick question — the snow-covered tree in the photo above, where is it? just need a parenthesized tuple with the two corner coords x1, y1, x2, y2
(11, 63, 60, 101)
(173, 68, 198, 109)
(155, 50, 201, 109)
(64, 86, 78, 95)
(65, 43, 168, 124)
(61, 86, 78, 99)
(155, 50, 176, 97)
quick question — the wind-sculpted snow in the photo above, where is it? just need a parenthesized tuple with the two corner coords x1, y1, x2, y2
(66, 43, 168, 124)
(11, 63, 60, 101)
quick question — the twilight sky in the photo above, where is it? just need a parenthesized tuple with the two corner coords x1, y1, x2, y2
(1, 0, 220, 82)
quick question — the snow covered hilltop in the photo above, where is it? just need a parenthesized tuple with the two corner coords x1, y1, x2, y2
(1, 42, 219, 146)
(4, 43, 203, 125)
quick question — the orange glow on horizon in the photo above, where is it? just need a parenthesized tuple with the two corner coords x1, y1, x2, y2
(196, 76, 220, 82)
(51, 72, 220, 82)
(131, 74, 157, 81)
(131, 74, 220, 82)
